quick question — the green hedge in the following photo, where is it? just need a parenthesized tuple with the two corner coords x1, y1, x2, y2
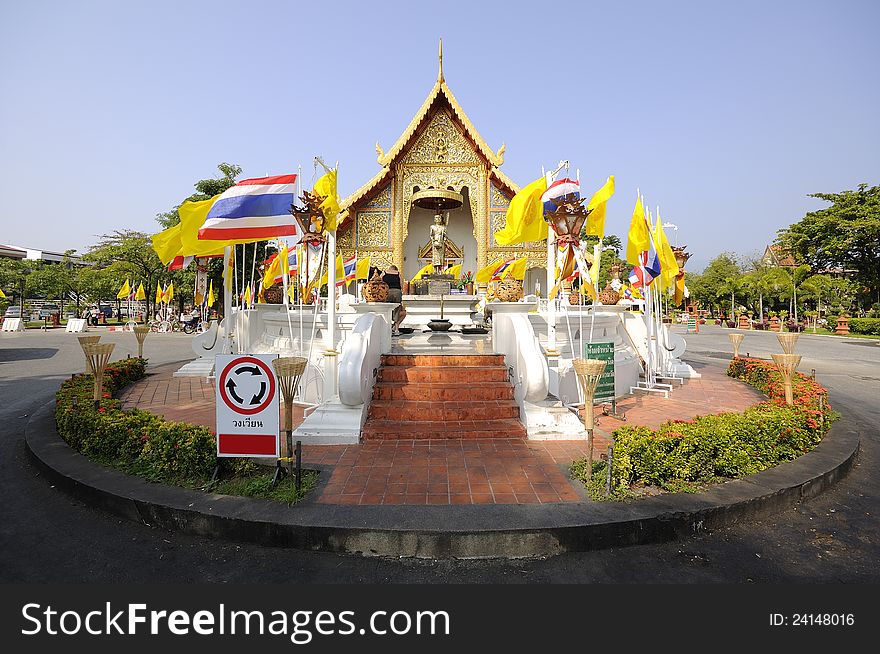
(55, 358, 216, 482)
(848, 318, 880, 335)
(573, 357, 837, 500)
(54, 359, 315, 502)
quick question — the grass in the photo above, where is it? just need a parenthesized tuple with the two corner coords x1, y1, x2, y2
(807, 327, 880, 340)
(212, 469, 319, 504)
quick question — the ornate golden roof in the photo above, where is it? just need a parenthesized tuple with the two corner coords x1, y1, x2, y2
(375, 78, 505, 169)
(339, 48, 519, 225)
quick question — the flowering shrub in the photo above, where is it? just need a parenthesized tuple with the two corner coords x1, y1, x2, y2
(572, 357, 837, 500)
(54, 358, 216, 482)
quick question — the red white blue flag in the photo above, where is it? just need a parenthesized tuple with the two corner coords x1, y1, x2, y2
(198, 174, 300, 241)
(628, 254, 662, 288)
(540, 178, 580, 214)
(338, 254, 357, 287)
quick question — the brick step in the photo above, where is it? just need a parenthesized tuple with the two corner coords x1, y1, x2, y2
(380, 354, 505, 367)
(373, 381, 515, 402)
(361, 418, 527, 441)
(377, 365, 509, 384)
(368, 399, 520, 422)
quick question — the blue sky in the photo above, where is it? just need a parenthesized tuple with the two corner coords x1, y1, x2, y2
(1, 0, 877, 271)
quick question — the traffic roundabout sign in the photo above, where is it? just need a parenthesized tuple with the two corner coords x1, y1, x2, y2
(215, 354, 280, 458)
(218, 356, 277, 416)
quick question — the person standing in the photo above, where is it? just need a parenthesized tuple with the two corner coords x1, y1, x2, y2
(383, 265, 406, 336)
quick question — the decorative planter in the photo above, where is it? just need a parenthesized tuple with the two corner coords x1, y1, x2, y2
(264, 285, 284, 304)
(568, 290, 584, 306)
(598, 283, 620, 305)
(835, 315, 850, 335)
(465, 282, 474, 295)
(769, 316, 781, 332)
(496, 279, 523, 302)
(737, 314, 751, 329)
(363, 271, 389, 303)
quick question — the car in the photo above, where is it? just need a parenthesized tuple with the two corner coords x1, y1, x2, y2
(98, 305, 113, 318)
(4, 306, 22, 318)
(38, 304, 60, 319)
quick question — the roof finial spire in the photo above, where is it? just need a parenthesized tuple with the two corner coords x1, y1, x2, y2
(438, 38, 444, 83)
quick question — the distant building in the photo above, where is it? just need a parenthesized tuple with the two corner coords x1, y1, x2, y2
(0, 244, 82, 264)
(761, 244, 856, 279)
(761, 245, 797, 268)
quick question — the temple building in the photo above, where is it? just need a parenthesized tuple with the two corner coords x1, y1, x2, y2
(337, 45, 546, 293)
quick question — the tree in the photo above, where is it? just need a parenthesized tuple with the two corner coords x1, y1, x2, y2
(688, 253, 742, 316)
(84, 230, 166, 318)
(777, 184, 880, 306)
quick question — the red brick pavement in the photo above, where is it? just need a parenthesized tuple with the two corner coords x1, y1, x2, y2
(119, 360, 764, 505)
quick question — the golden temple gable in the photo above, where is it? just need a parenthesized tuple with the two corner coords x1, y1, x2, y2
(337, 50, 547, 285)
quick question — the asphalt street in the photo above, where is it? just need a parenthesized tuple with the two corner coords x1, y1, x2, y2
(0, 324, 877, 583)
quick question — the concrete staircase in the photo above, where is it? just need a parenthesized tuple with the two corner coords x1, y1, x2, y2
(362, 354, 527, 440)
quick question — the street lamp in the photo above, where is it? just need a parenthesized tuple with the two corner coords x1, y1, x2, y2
(663, 222, 679, 247)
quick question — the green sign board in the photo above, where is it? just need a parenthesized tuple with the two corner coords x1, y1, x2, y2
(582, 341, 615, 402)
(687, 317, 697, 331)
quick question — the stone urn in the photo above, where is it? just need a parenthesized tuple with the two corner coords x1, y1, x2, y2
(835, 315, 850, 335)
(495, 278, 524, 302)
(264, 285, 284, 304)
(363, 270, 389, 302)
(597, 283, 620, 305)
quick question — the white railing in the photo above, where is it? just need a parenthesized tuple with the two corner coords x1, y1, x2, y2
(492, 310, 548, 407)
(338, 312, 390, 408)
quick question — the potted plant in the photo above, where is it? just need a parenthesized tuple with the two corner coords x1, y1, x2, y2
(460, 270, 475, 295)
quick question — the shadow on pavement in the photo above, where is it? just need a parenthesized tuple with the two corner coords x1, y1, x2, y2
(0, 348, 58, 363)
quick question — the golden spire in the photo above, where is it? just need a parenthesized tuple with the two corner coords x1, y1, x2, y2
(438, 38, 444, 82)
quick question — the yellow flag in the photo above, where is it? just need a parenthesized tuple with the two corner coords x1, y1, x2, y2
(155, 282, 163, 305)
(207, 282, 215, 307)
(674, 273, 685, 306)
(654, 214, 679, 290)
(243, 285, 251, 306)
(134, 283, 146, 301)
(586, 176, 615, 238)
(410, 262, 434, 281)
(446, 263, 462, 279)
(0, 287, 6, 300)
(625, 196, 650, 266)
(152, 224, 183, 265)
(589, 250, 601, 286)
(356, 256, 372, 280)
(507, 258, 528, 280)
(475, 258, 505, 284)
(116, 279, 131, 299)
(493, 177, 548, 246)
(314, 169, 340, 233)
(166, 281, 174, 303)
(262, 245, 285, 289)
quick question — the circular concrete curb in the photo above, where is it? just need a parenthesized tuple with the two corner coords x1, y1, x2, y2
(26, 400, 860, 558)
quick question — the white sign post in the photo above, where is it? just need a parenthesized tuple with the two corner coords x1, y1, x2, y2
(215, 354, 280, 458)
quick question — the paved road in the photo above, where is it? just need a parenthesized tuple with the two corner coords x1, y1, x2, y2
(0, 325, 877, 582)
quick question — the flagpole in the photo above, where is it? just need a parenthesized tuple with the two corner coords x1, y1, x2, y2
(545, 168, 558, 357)
(223, 246, 232, 352)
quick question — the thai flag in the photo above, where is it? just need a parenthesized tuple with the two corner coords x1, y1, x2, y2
(540, 178, 580, 213)
(198, 174, 300, 241)
(167, 255, 194, 271)
(338, 254, 357, 287)
(491, 257, 516, 280)
(628, 254, 662, 288)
